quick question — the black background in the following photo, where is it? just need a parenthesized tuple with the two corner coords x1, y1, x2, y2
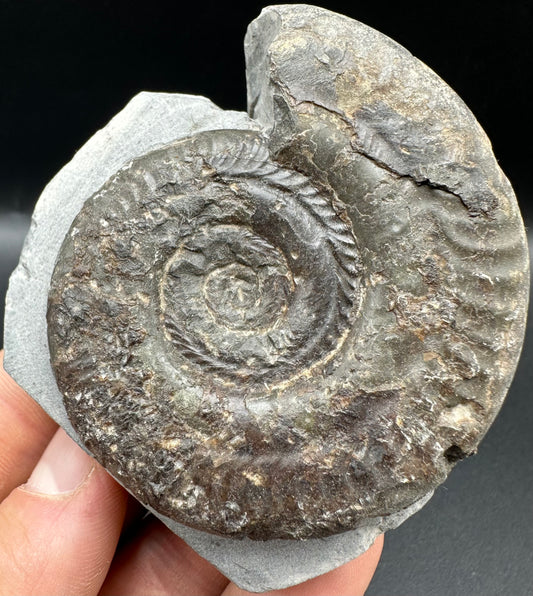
(1, 1, 531, 594)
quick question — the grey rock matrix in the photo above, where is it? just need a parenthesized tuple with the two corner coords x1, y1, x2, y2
(5, 4, 529, 591)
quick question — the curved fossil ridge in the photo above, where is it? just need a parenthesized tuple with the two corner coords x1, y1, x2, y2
(245, 5, 529, 448)
(160, 134, 362, 382)
(48, 131, 368, 539)
(47, 5, 529, 540)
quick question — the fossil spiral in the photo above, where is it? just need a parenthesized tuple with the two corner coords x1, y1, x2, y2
(44, 5, 529, 541)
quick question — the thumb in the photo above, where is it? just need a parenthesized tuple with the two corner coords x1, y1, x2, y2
(0, 428, 127, 595)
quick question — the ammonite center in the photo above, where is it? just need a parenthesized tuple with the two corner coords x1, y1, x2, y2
(204, 264, 265, 328)
(161, 223, 297, 373)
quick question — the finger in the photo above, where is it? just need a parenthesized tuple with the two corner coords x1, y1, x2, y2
(99, 516, 229, 596)
(0, 350, 57, 501)
(0, 428, 128, 595)
(223, 534, 384, 596)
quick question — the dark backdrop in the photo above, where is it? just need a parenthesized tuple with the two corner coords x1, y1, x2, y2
(1, 1, 531, 594)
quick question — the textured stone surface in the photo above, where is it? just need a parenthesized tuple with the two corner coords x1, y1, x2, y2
(47, 3, 529, 542)
(4, 92, 259, 436)
(165, 490, 432, 592)
(4, 89, 432, 590)
(4, 3, 530, 591)
(47, 130, 365, 539)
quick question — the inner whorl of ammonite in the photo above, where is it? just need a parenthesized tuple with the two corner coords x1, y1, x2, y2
(137, 132, 361, 384)
(48, 129, 362, 388)
(162, 225, 294, 350)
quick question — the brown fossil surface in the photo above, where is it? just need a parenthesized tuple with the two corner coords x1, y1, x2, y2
(47, 5, 529, 540)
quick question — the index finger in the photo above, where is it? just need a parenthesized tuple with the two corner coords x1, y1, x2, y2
(0, 350, 57, 500)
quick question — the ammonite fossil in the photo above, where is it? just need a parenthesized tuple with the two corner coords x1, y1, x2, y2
(4, 2, 529, 590)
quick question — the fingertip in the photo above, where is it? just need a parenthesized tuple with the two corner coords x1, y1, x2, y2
(0, 428, 127, 595)
(23, 428, 95, 495)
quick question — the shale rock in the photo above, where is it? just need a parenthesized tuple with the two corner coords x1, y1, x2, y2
(5, 4, 529, 591)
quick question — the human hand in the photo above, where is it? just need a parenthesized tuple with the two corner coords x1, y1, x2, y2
(0, 350, 383, 595)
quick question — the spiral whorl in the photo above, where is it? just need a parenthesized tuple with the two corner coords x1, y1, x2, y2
(158, 133, 362, 383)
(44, 5, 529, 541)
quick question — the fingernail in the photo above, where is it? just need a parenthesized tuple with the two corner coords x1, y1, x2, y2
(24, 428, 95, 495)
